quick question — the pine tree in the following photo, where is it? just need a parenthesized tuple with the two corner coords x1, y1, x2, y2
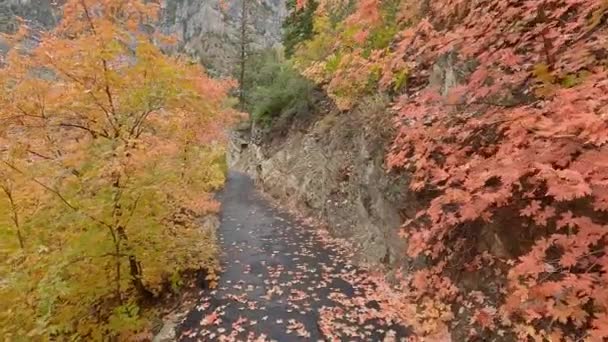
(282, 0, 318, 58)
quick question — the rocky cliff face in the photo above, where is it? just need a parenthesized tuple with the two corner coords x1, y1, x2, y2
(0, 0, 286, 75)
(161, 0, 286, 75)
(228, 57, 513, 273)
(229, 94, 415, 269)
(0, 0, 59, 32)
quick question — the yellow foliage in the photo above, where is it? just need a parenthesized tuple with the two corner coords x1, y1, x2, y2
(0, 0, 233, 338)
(292, 0, 398, 109)
(293, 15, 337, 70)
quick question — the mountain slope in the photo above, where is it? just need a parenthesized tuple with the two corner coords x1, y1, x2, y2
(0, 0, 286, 75)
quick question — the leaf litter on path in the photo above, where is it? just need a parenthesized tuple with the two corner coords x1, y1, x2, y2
(177, 172, 411, 341)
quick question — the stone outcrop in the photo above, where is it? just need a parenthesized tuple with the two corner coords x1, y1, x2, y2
(228, 53, 510, 271)
(229, 95, 415, 268)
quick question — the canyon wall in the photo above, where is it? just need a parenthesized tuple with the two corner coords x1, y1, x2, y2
(0, 0, 286, 75)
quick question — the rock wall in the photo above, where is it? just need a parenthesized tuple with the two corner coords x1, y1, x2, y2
(0, 0, 286, 76)
(229, 95, 416, 268)
(227, 52, 508, 271)
(228, 56, 525, 341)
(160, 0, 286, 75)
(0, 0, 59, 32)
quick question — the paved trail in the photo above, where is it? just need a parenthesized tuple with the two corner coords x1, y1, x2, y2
(177, 172, 409, 341)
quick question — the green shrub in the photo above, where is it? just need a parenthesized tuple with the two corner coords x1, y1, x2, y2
(245, 49, 314, 126)
(325, 52, 343, 75)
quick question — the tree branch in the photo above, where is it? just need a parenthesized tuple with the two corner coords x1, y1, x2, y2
(0, 185, 24, 249)
(79, 0, 120, 137)
(58, 122, 111, 139)
(0, 160, 114, 230)
(27, 149, 54, 160)
(43, 58, 120, 134)
(65, 252, 130, 267)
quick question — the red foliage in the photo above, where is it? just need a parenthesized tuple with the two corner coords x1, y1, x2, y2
(381, 0, 608, 339)
(347, 0, 382, 27)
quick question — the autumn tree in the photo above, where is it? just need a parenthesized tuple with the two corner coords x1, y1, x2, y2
(238, 0, 249, 111)
(0, 0, 233, 339)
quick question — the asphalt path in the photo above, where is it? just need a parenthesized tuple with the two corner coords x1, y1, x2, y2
(177, 171, 409, 341)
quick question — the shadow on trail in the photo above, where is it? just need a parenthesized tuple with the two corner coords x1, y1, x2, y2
(177, 171, 409, 341)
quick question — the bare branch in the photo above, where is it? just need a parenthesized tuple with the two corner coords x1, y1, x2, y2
(58, 122, 111, 139)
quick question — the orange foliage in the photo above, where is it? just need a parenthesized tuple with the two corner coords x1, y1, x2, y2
(0, 0, 233, 337)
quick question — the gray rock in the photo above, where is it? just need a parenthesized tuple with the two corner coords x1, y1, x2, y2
(230, 95, 415, 269)
(0, 0, 59, 32)
(0, 0, 286, 76)
(160, 0, 286, 75)
(153, 318, 177, 342)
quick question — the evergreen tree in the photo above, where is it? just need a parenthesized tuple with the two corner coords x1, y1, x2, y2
(282, 0, 318, 58)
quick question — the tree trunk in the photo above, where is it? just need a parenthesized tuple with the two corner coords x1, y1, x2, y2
(239, 0, 248, 112)
(116, 225, 154, 299)
(114, 236, 123, 304)
(112, 172, 153, 299)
